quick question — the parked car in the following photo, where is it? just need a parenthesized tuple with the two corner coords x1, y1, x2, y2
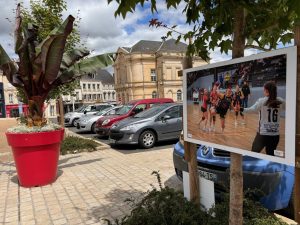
(76, 105, 122, 133)
(95, 98, 174, 137)
(173, 139, 295, 214)
(64, 103, 114, 127)
(109, 103, 183, 148)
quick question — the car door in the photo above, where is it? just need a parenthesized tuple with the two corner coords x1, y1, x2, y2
(155, 106, 182, 140)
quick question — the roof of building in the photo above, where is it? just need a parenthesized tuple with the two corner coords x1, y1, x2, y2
(126, 39, 187, 54)
(130, 40, 162, 53)
(121, 47, 131, 52)
(81, 69, 114, 84)
(157, 39, 187, 52)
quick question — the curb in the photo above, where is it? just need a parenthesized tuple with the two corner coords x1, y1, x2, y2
(274, 213, 298, 225)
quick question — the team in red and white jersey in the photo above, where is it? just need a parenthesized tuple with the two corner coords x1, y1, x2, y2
(244, 81, 285, 156)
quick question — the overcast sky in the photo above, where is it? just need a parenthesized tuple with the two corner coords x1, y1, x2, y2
(0, 0, 266, 62)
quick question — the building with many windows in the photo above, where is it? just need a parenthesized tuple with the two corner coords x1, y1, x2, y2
(62, 69, 116, 112)
(0, 70, 57, 118)
(113, 39, 206, 103)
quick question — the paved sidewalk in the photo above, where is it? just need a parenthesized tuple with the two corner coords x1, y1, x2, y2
(0, 118, 17, 162)
(0, 146, 181, 225)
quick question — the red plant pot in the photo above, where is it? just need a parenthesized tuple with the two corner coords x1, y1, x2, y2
(6, 128, 64, 187)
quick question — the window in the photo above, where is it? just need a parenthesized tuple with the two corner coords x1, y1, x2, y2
(151, 69, 156, 81)
(93, 84, 96, 90)
(150, 103, 160, 108)
(112, 92, 115, 99)
(152, 91, 157, 99)
(50, 105, 55, 116)
(177, 90, 182, 101)
(89, 94, 92, 100)
(161, 106, 180, 119)
(108, 92, 111, 99)
(88, 84, 91, 90)
(103, 92, 106, 100)
(83, 94, 87, 100)
(76, 92, 79, 100)
(9, 94, 13, 104)
(97, 84, 100, 90)
(134, 104, 147, 114)
(83, 83, 86, 89)
(93, 94, 96, 100)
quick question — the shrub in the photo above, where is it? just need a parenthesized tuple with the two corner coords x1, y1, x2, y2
(60, 136, 99, 155)
(104, 172, 288, 225)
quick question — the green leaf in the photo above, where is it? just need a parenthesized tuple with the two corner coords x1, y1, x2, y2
(35, 15, 75, 88)
(57, 53, 114, 85)
(0, 45, 19, 86)
(60, 48, 90, 72)
(219, 39, 232, 54)
(279, 32, 293, 45)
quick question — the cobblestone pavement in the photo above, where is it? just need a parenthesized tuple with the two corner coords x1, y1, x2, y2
(0, 118, 17, 162)
(0, 146, 182, 225)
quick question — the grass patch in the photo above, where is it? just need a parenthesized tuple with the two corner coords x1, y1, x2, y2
(60, 136, 100, 155)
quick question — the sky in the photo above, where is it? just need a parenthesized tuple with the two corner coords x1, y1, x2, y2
(0, 0, 290, 64)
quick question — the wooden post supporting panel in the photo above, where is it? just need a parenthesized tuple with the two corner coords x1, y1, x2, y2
(294, 22, 300, 223)
(184, 37, 200, 205)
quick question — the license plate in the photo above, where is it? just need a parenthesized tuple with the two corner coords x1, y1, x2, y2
(198, 170, 217, 182)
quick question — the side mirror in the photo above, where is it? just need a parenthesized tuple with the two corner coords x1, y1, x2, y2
(162, 115, 171, 121)
(84, 110, 87, 114)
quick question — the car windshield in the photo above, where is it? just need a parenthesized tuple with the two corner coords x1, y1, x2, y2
(133, 104, 171, 118)
(95, 108, 112, 116)
(115, 104, 134, 115)
(74, 105, 86, 112)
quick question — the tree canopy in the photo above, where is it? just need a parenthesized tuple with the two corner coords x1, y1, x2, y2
(109, 0, 300, 61)
(19, 0, 82, 102)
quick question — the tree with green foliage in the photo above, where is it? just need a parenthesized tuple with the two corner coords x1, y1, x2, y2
(108, 0, 300, 224)
(19, 0, 82, 102)
(0, 4, 114, 127)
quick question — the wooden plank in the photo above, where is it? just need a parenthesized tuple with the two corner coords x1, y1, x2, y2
(185, 142, 200, 204)
(294, 26, 300, 222)
(184, 141, 191, 162)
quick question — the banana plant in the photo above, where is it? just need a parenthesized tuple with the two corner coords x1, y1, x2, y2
(0, 4, 114, 127)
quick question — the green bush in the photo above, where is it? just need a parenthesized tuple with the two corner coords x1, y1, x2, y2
(60, 136, 99, 155)
(104, 172, 288, 225)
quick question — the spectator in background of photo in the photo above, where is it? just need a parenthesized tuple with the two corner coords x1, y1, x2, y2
(224, 71, 231, 88)
(232, 84, 245, 125)
(244, 81, 285, 156)
(242, 81, 251, 108)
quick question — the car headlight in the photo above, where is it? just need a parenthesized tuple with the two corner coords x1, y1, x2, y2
(120, 124, 136, 131)
(102, 119, 111, 126)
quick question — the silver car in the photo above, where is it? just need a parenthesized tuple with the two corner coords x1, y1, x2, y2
(64, 103, 114, 127)
(109, 103, 183, 148)
(77, 105, 122, 133)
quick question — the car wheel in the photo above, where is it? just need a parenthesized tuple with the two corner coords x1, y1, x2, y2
(139, 130, 156, 149)
(72, 118, 79, 127)
(91, 123, 96, 134)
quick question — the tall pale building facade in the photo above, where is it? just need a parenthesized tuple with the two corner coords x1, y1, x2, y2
(113, 39, 206, 103)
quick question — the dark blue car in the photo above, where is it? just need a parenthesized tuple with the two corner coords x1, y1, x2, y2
(173, 140, 295, 213)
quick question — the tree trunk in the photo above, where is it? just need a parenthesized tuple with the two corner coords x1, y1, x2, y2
(293, 21, 300, 223)
(229, 6, 245, 225)
(28, 96, 46, 127)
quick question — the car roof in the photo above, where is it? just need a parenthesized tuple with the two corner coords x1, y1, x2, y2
(128, 98, 174, 105)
